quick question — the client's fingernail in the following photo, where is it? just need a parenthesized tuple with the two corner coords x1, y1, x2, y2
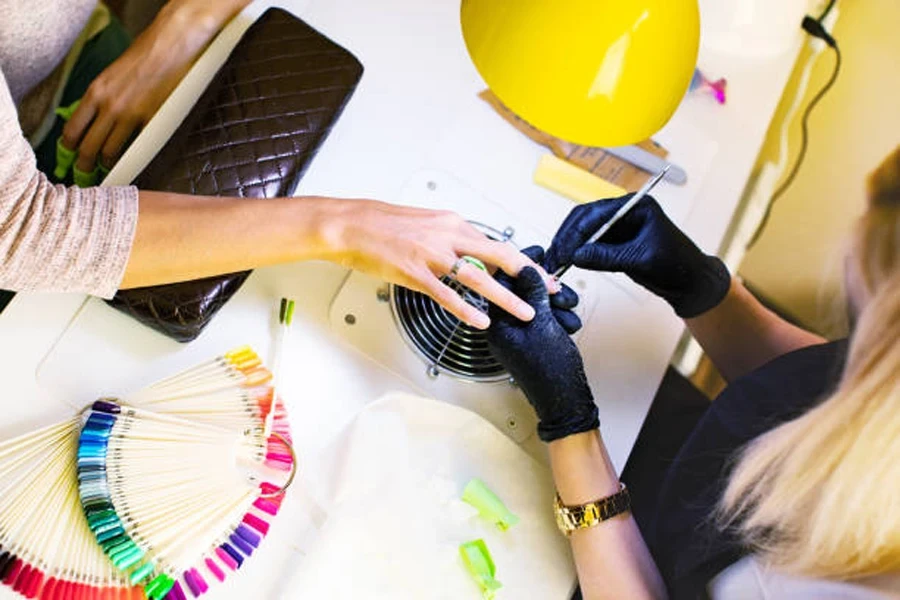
(473, 313, 491, 330)
(520, 304, 536, 321)
(548, 277, 561, 294)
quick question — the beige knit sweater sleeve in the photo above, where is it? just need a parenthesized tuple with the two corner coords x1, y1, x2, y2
(0, 65, 138, 299)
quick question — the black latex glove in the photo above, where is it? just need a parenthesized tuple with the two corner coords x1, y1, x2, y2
(522, 245, 582, 335)
(487, 248, 598, 443)
(544, 194, 731, 318)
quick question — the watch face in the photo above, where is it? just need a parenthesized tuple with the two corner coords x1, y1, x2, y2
(556, 510, 569, 534)
(554, 486, 631, 536)
(554, 498, 569, 534)
(555, 500, 577, 535)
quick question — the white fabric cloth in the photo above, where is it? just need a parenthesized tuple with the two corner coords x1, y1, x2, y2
(284, 392, 576, 599)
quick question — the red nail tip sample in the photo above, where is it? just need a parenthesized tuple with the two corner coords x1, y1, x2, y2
(242, 514, 269, 535)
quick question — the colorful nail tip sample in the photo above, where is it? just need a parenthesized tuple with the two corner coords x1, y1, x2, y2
(0, 347, 293, 600)
(690, 68, 727, 105)
(76, 403, 165, 595)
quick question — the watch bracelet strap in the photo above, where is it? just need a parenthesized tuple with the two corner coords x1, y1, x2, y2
(555, 483, 631, 536)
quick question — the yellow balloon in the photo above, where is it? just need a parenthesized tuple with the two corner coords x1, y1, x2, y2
(461, 0, 700, 146)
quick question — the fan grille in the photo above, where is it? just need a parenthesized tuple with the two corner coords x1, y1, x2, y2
(392, 278, 508, 381)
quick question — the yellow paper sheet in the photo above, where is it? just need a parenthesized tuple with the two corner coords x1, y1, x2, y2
(534, 154, 627, 204)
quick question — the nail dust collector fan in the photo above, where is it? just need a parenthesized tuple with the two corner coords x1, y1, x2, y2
(329, 170, 553, 448)
(0, 347, 295, 600)
(391, 223, 514, 383)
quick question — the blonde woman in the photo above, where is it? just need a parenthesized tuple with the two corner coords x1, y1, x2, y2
(486, 147, 900, 598)
(0, 0, 548, 325)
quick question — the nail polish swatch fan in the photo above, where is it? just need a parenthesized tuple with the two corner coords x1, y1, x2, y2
(0, 347, 294, 600)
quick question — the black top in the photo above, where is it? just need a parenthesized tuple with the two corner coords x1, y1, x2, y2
(648, 340, 849, 599)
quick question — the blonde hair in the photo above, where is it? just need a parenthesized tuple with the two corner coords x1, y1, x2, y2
(720, 146, 900, 579)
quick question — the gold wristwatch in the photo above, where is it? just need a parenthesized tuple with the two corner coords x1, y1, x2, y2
(554, 483, 631, 536)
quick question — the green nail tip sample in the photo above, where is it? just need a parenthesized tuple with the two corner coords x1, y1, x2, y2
(113, 546, 145, 570)
(78, 403, 161, 594)
(129, 561, 155, 585)
(145, 573, 175, 599)
(462, 478, 520, 531)
(460, 539, 502, 599)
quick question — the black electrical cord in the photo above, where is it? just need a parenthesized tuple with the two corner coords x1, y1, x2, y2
(746, 20, 841, 249)
(818, 0, 838, 20)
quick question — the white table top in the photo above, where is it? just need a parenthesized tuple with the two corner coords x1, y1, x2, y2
(0, 1, 809, 597)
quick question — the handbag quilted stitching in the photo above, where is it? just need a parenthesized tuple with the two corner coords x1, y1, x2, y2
(108, 8, 363, 342)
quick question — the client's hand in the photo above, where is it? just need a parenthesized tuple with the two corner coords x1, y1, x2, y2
(545, 194, 731, 318)
(329, 202, 560, 330)
(487, 246, 598, 442)
(63, 3, 241, 172)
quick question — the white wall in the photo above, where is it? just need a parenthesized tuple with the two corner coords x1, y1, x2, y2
(739, 0, 900, 335)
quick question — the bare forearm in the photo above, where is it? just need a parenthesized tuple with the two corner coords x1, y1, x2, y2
(64, 0, 252, 171)
(120, 191, 340, 288)
(685, 279, 826, 381)
(150, 0, 252, 60)
(118, 192, 541, 330)
(161, 0, 253, 42)
(549, 432, 666, 600)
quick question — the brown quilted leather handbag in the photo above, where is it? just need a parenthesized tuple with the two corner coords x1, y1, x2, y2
(108, 8, 363, 342)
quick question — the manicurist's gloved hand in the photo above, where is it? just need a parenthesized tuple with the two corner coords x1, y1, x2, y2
(520, 245, 583, 333)
(487, 247, 598, 443)
(544, 195, 731, 318)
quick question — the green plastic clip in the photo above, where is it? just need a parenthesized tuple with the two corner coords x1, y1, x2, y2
(54, 137, 77, 180)
(462, 478, 520, 531)
(53, 101, 81, 180)
(53, 101, 110, 185)
(53, 101, 81, 181)
(460, 539, 502, 599)
(54, 100, 81, 121)
(73, 165, 98, 188)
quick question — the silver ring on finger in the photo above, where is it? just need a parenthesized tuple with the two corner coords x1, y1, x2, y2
(448, 257, 468, 280)
(448, 255, 487, 280)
